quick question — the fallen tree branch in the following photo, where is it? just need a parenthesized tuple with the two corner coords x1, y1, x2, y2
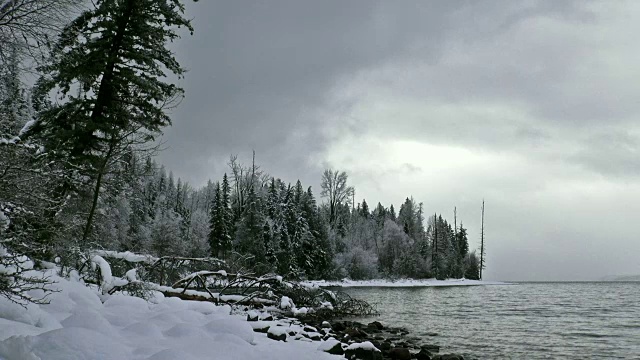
(78, 249, 377, 318)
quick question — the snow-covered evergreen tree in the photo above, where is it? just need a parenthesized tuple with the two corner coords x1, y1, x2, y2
(235, 184, 265, 267)
(208, 183, 224, 258)
(28, 0, 194, 246)
(220, 173, 232, 256)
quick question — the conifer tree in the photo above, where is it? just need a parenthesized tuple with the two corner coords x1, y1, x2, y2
(361, 199, 369, 218)
(456, 224, 470, 278)
(398, 198, 416, 236)
(277, 183, 298, 276)
(302, 186, 331, 278)
(464, 251, 480, 280)
(372, 202, 386, 253)
(220, 173, 232, 256)
(266, 178, 279, 218)
(208, 183, 223, 258)
(263, 222, 278, 271)
(291, 180, 313, 277)
(236, 184, 265, 265)
(28, 0, 194, 246)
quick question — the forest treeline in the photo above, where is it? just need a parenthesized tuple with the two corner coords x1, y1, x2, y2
(82, 154, 484, 281)
(0, 0, 483, 306)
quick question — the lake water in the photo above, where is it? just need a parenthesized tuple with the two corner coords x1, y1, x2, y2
(339, 282, 640, 359)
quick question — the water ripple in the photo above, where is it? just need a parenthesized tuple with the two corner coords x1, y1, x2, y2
(341, 282, 640, 359)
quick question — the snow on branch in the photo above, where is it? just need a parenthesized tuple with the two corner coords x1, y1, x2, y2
(89, 255, 128, 294)
(92, 250, 158, 265)
(0, 246, 54, 306)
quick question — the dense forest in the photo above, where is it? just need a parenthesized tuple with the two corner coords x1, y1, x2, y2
(91, 154, 484, 281)
(0, 0, 484, 305)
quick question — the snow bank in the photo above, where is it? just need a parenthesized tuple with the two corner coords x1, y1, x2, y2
(303, 278, 511, 288)
(0, 270, 340, 360)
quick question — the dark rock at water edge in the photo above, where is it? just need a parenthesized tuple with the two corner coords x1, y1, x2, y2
(345, 347, 383, 360)
(258, 316, 469, 360)
(324, 342, 345, 355)
(415, 348, 433, 360)
(333, 321, 346, 331)
(367, 321, 384, 332)
(346, 327, 369, 339)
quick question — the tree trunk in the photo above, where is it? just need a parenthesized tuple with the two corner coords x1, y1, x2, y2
(81, 138, 116, 245)
(80, 0, 135, 246)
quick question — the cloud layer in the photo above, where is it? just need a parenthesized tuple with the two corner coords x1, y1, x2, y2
(160, 0, 640, 280)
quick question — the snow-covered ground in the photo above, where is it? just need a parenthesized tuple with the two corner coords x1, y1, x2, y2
(0, 270, 341, 360)
(303, 278, 511, 288)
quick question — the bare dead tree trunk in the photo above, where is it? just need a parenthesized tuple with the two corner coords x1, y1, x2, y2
(251, 149, 255, 188)
(480, 199, 485, 280)
(454, 206, 457, 237)
(433, 212, 438, 278)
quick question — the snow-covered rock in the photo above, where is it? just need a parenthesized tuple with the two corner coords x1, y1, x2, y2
(345, 341, 382, 360)
(267, 325, 288, 341)
(317, 338, 344, 355)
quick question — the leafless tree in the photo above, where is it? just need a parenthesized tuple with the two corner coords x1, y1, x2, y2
(480, 199, 486, 279)
(320, 169, 354, 227)
(227, 153, 269, 220)
(0, 0, 82, 69)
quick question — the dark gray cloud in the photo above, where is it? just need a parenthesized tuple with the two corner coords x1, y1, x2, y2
(159, 0, 640, 280)
(163, 0, 453, 185)
(163, 0, 582, 185)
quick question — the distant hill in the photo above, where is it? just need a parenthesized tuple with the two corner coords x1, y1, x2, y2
(600, 274, 640, 281)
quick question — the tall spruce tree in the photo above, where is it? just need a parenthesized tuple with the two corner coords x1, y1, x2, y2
(292, 180, 312, 277)
(360, 199, 369, 218)
(220, 173, 232, 257)
(236, 184, 265, 266)
(389, 204, 397, 221)
(456, 224, 470, 278)
(300, 186, 332, 278)
(29, 0, 194, 246)
(208, 183, 223, 258)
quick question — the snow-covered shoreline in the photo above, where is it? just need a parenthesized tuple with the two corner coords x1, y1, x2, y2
(0, 260, 509, 360)
(0, 270, 341, 360)
(303, 278, 512, 288)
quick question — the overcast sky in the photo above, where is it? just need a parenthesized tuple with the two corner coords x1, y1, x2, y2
(159, 0, 640, 281)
